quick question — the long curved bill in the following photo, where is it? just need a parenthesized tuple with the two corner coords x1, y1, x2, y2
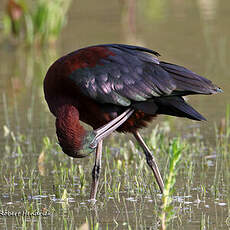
(91, 108, 134, 147)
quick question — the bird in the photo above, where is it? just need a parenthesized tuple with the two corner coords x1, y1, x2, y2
(43, 44, 221, 200)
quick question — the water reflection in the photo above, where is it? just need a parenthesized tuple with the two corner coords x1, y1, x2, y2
(198, 0, 218, 21)
(120, 0, 146, 46)
(0, 46, 58, 136)
(140, 0, 168, 21)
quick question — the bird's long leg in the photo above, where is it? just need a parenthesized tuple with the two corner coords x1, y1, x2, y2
(133, 131, 164, 193)
(90, 140, 103, 200)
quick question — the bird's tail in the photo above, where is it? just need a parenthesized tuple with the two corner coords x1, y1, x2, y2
(160, 62, 222, 95)
(155, 96, 206, 121)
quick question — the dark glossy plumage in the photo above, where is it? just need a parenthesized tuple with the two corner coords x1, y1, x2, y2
(68, 44, 219, 106)
(44, 44, 221, 198)
(44, 44, 221, 133)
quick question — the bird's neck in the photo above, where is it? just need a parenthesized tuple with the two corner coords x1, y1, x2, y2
(55, 104, 86, 158)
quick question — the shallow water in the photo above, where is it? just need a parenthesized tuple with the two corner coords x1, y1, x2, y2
(0, 0, 230, 229)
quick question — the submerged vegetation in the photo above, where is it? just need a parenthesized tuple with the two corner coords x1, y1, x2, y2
(2, 0, 72, 45)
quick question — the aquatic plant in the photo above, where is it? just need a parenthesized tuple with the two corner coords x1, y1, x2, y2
(160, 138, 183, 230)
(2, 0, 72, 45)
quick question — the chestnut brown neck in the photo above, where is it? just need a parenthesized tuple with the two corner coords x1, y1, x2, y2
(55, 104, 86, 158)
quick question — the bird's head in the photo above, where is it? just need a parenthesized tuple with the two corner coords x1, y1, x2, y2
(55, 104, 133, 158)
(55, 104, 97, 158)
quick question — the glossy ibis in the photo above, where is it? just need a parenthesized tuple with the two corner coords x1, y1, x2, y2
(44, 44, 221, 200)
